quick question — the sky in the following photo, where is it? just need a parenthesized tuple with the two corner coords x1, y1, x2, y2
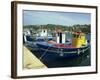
(23, 10, 91, 26)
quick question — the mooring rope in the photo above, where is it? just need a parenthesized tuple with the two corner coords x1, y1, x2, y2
(39, 45, 52, 60)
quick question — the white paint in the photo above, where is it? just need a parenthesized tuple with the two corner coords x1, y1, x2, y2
(24, 35, 27, 42)
(62, 33, 66, 43)
(56, 34, 60, 43)
(56, 33, 66, 43)
(27, 30, 31, 35)
(40, 29, 48, 37)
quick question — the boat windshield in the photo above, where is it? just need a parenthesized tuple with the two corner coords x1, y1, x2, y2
(73, 34, 80, 38)
(26, 35, 35, 42)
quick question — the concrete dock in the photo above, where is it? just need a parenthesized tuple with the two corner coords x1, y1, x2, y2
(23, 46, 47, 69)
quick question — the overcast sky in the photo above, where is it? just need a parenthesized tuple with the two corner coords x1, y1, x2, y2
(23, 10, 91, 26)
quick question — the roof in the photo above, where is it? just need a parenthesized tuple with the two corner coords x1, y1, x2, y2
(73, 32, 85, 35)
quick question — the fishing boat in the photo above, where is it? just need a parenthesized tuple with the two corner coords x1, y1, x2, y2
(23, 28, 53, 51)
(36, 31, 90, 58)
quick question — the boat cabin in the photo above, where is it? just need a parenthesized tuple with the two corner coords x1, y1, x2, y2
(38, 29, 48, 37)
(55, 29, 66, 44)
(23, 29, 32, 35)
(72, 32, 87, 48)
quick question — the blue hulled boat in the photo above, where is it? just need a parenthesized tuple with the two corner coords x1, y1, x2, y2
(36, 42, 90, 58)
(23, 29, 90, 58)
(36, 31, 90, 58)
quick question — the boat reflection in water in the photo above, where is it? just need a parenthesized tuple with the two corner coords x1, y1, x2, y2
(23, 30, 91, 68)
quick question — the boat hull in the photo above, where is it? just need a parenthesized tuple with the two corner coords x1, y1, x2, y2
(36, 42, 90, 58)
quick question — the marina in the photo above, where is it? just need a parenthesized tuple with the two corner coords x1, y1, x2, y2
(23, 28, 91, 69)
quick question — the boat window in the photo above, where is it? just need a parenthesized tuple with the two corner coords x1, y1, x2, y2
(76, 35, 78, 38)
(58, 33, 60, 36)
(73, 34, 80, 38)
(58, 33, 61, 36)
(76, 35, 79, 38)
(79, 35, 81, 38)
(73, 34, 76, 37)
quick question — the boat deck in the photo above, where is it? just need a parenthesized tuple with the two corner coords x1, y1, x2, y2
(23, 46, 47, 69)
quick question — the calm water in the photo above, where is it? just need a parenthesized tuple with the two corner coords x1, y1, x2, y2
(27, 33, 91, 68)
